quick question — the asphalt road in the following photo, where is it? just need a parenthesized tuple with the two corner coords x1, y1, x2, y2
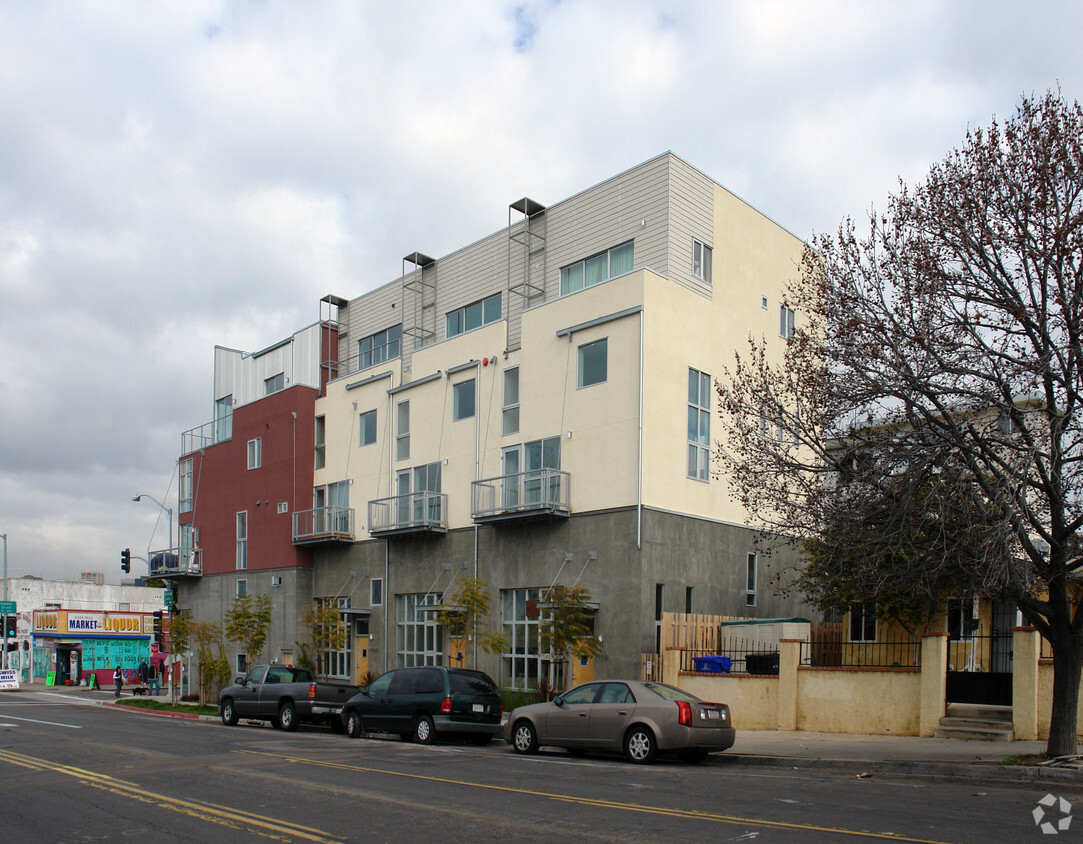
(0, 689, 1078, 843)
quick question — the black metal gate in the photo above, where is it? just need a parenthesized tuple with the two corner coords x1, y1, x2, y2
(945, 601, 1015, 706)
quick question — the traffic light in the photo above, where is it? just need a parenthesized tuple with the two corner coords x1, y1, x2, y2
(152, 610, 163, 633)
(121, 548, 131, 573)
(2, 615, 14, 638)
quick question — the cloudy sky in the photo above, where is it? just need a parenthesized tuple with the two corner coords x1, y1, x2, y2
(1, 1, 1080, 583)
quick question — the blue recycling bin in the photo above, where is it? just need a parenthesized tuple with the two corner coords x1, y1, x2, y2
(692, 655, 733, 673)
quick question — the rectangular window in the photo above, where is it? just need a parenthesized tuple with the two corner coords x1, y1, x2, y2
(692, 239, 712, 283)
(849, 603, 876, 642)
(502, 367, 520, 436)
(560, 241, 634, 295)
(247, 437, 262, 470)
(179, 523, 194, 571)
(779, 306, 796, 340)
(370, 578, 384, 607)
(453, 378, 476, 421)
(746, 553, 758, 607)
(314, 416, 326, 470)
(685, 586, 694, 614)
(236, 653, 247, 673)
(265, 372, 285, 395)
(237, 579, 247, 597)
(215, 396, 233, 442)
(396, 593, 443, 667)
(577, 338, 608, 388)
(654, 583, 665, 653)
(359, 409, 377, 446)
(687, 368, 711, 481)
(501, 587, 543, 690)
(523, 436, 561, 506)
(236, 512, 247, 570)
(357, 324, 402, 371)
(179, 458, 193, 514)
(446, 293, 501, 338)
(396, 401, 410, 461)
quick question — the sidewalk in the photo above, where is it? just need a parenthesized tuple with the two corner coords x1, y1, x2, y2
(10, 679, 1080, 784)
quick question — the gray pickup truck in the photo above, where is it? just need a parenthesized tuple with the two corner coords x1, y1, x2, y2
(219, 664, 359, 731)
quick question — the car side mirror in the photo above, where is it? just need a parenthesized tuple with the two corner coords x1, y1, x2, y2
(235, 676, 245, 686)
(553, 695, 563, 706)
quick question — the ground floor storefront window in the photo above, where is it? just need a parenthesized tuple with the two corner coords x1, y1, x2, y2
(395, 593, 443, 667)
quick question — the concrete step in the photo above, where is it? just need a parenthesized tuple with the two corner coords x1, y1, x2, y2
(944, 703, 1012, 723)
(934, 723, 1014, 741)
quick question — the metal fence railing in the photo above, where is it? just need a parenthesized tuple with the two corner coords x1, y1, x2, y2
(803, 632, 921, 669)
(681, 639, 783, 674)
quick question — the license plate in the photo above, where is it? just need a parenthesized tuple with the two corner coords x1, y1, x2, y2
(703, 708, 720, 720)
(472, 703, 484, 713)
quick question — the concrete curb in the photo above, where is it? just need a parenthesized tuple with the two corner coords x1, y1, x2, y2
(716, 753, 1083, 784)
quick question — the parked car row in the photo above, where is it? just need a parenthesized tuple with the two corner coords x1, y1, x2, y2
(219, 665, 735, 765)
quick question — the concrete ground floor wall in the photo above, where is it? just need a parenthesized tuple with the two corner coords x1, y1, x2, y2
(172, 507, 812, 691)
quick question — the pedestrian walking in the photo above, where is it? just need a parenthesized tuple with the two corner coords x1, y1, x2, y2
(113, 665, 124, 698)
(138, 659, 148, 687)
(149, 661, 159, 696)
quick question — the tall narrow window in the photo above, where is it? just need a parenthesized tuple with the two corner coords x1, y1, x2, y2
(746, 553, 758, 607)
(370, 578, 384, 607)
(687, 368, 711, 481)
(314, 416, 326, 470)
(655, 583, 665, 653)
(236, 512, 248, 570)
(779, 306, 796, 340)
(215, 396, 233, 442)
(685, 586, 695, 614)
(501, 587, 543, 690)
(396, 401, 410, 461)
(396, 593, 443, 667)
(247, 438, 262, 470)
(502, 367, 520, 435)
(577, 338, 608, 388)
(453, 378, 476, 421)
(692, 239, 712, 283)
(236, 579, 247, 597)
(179, 458, 193, 513)
(359, 410, 377, 446)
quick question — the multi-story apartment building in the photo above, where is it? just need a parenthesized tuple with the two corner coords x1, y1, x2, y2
(168, 152, 812, 687)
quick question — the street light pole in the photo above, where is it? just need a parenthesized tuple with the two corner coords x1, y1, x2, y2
(2, 533, 7, 670)
(132, 494, 173, 568)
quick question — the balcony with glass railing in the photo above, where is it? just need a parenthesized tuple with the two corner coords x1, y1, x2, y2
(368, 492, 448, 537)
(293, 506, 356, 545)
(148, 548, 202, 577)
(471, 469, 570, 524)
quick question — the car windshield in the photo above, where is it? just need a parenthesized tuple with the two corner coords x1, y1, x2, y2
(641, 682, 701, 702)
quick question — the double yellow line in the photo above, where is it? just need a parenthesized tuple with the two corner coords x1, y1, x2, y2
(0, 748, 344, 843)
(240, 749, 950, 843)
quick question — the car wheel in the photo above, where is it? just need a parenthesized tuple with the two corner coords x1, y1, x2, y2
(469, 734, 493, 747)
(278, 701, 299, 732)
(679, 748, 708, 764)
(220, 699, 238, 727)
(511, 720, 539, 755)
(413, 714, 436, 745)
(624, 726, 657, 764)
(346, 710, 364, 739)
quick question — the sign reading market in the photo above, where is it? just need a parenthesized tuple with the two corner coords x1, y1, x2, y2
(33, 610, 152, 637)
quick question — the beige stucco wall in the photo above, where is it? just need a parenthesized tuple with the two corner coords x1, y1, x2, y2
(796, 669, 921, 735)
(678, 674, 781, 731)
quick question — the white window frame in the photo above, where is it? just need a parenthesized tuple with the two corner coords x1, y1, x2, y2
(396, 593, 444, 667)
(560, 241, 634, 295)
(692, 239, 712, 283)
(247, 437, 262, 470)
(745, 553, 758, 607)
(501, 587, 544, 691)
(236, 511, 247, 570)
(357, 324, 402, 371)
(502, 367, 520, 436)
(453, 378, 476, 421)
(396, 401, 410, 461)
(314, 415, 326, 470)
(779, 305, 796, 340)
(359, 409, 377, 446)
(370, 578, 384, 607)
(577, 338, 608, 388)
(179, 458, 193, 514)
(687, 368, 711, 482)
(446, 293, 501, 338)
(215, 395, 233, 442)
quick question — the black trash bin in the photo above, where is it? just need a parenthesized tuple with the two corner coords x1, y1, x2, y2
(744, 652, 780, 675)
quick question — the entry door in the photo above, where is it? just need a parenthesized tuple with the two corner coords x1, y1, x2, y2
(524, 437, 560, 505)
(502, 447, 520, 509)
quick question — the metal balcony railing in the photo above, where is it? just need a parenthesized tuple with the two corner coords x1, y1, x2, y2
(368, 491, 448, 536)
(149, 548, 202, 577)
(471, 469, 570, 524)
(181, 418, 232, 456)
(293, 506, 355, 544)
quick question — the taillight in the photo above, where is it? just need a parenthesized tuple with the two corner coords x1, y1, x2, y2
(440, 696, 453, 714)
(308, 683, 317, 701)
(677, 700, 692, 726)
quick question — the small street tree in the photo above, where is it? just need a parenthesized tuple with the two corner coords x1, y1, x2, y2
(191, 620, 230, 707)
(224, 593, 273, 673)
(716, 91, 1083, 756)
(435, 577, 508, 668)
(538, 584, 603, 693)
(167, 609, 192, 705)
(301, 599, 348, 681)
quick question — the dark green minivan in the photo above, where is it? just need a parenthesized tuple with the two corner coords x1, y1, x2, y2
(340, 666, 503, 745)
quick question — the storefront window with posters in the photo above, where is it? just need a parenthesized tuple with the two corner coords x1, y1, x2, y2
(31, 609, 161, 688)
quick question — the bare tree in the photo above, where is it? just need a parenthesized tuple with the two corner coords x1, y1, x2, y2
(716, 91, 1083, 756)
